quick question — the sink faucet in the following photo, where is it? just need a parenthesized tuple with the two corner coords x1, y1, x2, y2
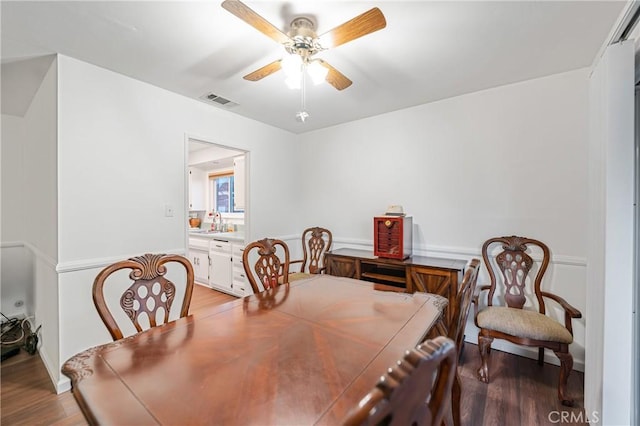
(213, 212, 222, 231)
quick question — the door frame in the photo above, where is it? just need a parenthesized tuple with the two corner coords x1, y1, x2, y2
(633, 80, 640, 426)
(183, 133, 250, 248)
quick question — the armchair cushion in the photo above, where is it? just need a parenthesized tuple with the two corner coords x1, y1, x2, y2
(476, 306, 573, 344)
(278, 272, 312, 284)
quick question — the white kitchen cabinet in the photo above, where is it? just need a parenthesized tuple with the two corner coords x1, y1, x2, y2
(233, 156, 245, 211)
(209, 240, 233, 294)
(188, 167, 206, 211)
(190, 249, 209, 285)
(231, 242, 251, 296)
(188, 237, 210, 286)
(189, 236, 247, 297)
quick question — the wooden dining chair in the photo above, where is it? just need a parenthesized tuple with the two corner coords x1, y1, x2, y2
(242, 238, 291, 293)
(92, 253, 194, 341)
(342, 336, 457, 426)
(473, 235, 582, 406)
(448, 258, 480, 426)
(289, 226, 333, 282)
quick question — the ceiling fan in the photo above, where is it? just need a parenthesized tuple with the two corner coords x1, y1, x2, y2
(221, 0, 387, 91)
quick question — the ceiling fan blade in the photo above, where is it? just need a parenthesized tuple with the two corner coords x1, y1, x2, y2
(221, 0, 291, 45)
(318, 7, 386, 49)
(317, 60, 352, 91)
(243, 60, 282, 81)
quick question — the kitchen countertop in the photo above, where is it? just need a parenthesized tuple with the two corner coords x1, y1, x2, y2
(188, 229, 245, 243)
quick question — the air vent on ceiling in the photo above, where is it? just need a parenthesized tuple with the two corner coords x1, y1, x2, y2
(199, 92, 238, 108)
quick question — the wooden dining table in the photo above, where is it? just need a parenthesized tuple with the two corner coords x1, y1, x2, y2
(62, 275, 447, 425)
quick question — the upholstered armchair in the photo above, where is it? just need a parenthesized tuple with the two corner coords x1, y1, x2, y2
(473, 236, 582, 406)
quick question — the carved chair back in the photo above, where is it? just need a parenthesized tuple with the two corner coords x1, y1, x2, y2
(444, 258, 480, 426)
(450, 258, 480, 355)
(293, 227, 333, 274)
(475, 235, 582, 406)
(242, 238, 291, 293)
(92, 253, 194, 341)
(481, 235, 550, 314)
(342, 336, 457, 426)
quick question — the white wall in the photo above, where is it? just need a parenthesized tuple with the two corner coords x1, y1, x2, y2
(586, 40, 635, 425)
(55, 55, 301, 390)
(299, 68, 590, 369)
(23, 59, 59, 384)
(1, 114, 25, 241)
(0, 59, 59, 383)
(1, 114, 30, 317)
(0, 245, 33, 318)
(57, 55, 300, 264)
(22, 60, 58, 260)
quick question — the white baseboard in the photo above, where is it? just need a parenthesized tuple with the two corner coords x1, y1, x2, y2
(38, 348, 71, 394)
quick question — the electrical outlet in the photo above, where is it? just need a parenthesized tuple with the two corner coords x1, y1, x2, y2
(165, 205, 174, 217)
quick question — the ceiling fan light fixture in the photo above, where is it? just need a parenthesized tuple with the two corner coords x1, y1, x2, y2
(223, 1, 384, 92)
(281, 54, 302, 79)
(307, 60, 328, 85)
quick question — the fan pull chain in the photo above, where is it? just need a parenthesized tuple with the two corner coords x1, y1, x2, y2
(296, 63, 310, 123)
(301, 65, 306, 111)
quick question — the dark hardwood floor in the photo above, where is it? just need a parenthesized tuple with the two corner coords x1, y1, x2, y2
(1, 284, 587, 425)
(457, 343, 587, 426)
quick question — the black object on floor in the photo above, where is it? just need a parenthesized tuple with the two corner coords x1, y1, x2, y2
(1, 346, 20, 362)
(24, 328, 40, 355)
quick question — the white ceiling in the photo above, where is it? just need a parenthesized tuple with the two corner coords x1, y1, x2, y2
(189, 139, 243, 170)
(1, 1, 626, 134)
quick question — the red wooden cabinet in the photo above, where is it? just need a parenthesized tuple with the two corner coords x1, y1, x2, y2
(374, 216, 412, 260)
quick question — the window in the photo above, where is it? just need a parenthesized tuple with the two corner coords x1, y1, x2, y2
(209, 172, 243, 213)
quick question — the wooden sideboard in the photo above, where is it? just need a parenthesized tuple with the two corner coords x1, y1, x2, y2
(325, 248, 468, 333)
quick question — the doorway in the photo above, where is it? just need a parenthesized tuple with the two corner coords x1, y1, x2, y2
(186, 137, 249, 240)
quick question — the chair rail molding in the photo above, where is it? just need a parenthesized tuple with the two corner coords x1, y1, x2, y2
(1, 240, 57, 270)
(55, 248, 188, 273)
(332, 238, 586, 267)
